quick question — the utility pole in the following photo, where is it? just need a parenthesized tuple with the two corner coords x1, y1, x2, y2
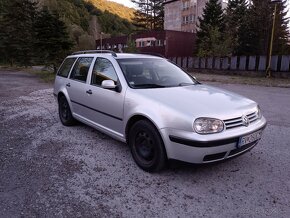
(100, 32, 103, 51)
(266, 0, 281, 78)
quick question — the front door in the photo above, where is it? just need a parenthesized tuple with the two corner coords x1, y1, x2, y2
(85, 57, 125, 135)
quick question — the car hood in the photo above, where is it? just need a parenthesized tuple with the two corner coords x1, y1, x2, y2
(134, 84, 257, 119)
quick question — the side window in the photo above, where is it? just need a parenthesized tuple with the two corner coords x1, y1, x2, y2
(70, 57, 94, 82)
(57, 58, 77, 78)
(91, 58, 118, 86)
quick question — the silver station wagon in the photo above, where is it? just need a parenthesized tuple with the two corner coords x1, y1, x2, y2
(54, 51, 267, 172)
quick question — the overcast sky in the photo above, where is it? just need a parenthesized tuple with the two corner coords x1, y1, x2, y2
(108, 0, 135, 8)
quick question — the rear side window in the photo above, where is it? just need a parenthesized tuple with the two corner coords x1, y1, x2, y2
(70, 57, 94, 83)
(57, 58, 77, 78)
(91, 58, 118, 86)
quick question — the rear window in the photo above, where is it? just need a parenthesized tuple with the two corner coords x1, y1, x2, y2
(70, 57, 94, 83)
(57, 58, 77, 78)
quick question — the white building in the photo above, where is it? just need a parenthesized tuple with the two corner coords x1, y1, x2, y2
(164, 0, 227, 33)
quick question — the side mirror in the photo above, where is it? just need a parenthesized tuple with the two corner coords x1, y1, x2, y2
(101, 80, 117, 90)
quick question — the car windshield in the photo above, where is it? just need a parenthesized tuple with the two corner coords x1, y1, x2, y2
(117, 58, 198, 89)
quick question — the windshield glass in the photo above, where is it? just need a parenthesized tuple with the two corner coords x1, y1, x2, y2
(117, 58, 197, 89)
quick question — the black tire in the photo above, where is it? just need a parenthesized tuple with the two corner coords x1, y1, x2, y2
(129, 120, 167, 172)
(58, 95, 76, 126)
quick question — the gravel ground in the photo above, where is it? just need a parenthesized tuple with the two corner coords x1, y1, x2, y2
(1, 70, 290, 217)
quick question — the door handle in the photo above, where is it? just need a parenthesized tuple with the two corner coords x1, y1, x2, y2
(66, 83, 71, 87)
(86, 90, 93, 95)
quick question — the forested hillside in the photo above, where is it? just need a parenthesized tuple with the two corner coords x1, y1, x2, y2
(36, 0, 136, 49)
(0, 0, 137, 68)
(87, 0, 135, 21)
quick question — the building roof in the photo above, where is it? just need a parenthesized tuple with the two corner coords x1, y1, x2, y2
(164, 0, 179, 5)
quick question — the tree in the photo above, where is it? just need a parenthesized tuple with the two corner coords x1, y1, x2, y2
(198, 26, 232, 57)
(0, 0, 8, 64)
(124, 35, 138, 53)
(150, 0, 164, 30)
(247, 0, 289, 55)
(132, 0, 164, 30)
(271, 0, 290, 55)
(132, 0, 151, 29)
(0, 0, 37, 66)
(97, 10, 135, 36)
(224, 0, 249, 55)
(197, 0, 228, 56)
(34, 8, 73, 73)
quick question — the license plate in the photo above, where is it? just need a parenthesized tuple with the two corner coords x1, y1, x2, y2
(238, 130, 263, 148)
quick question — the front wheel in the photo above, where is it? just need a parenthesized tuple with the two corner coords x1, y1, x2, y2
(129, 120, 167, 172)
(58, 95, 76, 126)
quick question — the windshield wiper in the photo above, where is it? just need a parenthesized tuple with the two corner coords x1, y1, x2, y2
(133, 84, 166, 88)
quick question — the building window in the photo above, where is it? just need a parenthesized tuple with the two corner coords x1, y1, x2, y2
(182, 1, 190, 10)
(155, 40, 164, 47)
(182, 16, 189, 24)
(137, 41, 146, 48)
(190, 14, 195, 23)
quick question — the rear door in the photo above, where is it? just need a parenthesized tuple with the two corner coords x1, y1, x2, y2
(54, 57, 77, 95)
(67, 57, 94, 118)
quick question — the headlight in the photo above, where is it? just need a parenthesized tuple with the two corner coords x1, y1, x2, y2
(194, 118, 224, 134)
(257, 105, 262, 119)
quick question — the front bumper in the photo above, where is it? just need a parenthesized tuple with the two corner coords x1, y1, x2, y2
(160, 116, 267, 164)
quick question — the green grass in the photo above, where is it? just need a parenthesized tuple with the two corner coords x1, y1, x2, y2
(25, 68, 56, 83)
(191, 72, 290, 88)
(0, 65, 56, 83)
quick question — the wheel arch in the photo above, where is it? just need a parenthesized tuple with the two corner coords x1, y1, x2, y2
(126, 115, 155, 141)
(125, 115, 168, 157)
(57, 92, 66, 101)
(56, 89, 72, 107)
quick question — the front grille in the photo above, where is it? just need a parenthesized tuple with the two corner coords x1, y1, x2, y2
(224, 112, 259, 130)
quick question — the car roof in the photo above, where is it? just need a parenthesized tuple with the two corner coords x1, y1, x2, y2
(115, 53, 163, 60)
(66, 53, 164, 60)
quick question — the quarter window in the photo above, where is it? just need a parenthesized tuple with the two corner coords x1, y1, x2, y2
(70, 57, 93, 82)
(91, 58, 118, 86)
(57, 58, 77, 78)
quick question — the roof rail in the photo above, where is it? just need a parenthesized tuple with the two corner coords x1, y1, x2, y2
(136, 52, 165, 58)
(72, 50, 117, 57)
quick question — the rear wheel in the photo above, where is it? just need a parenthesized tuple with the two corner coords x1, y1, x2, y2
(129, 120, 167, 172)
(58, 95, 76, 126)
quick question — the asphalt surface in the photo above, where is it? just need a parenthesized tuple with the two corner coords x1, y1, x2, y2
(0, 70, 290, 217)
